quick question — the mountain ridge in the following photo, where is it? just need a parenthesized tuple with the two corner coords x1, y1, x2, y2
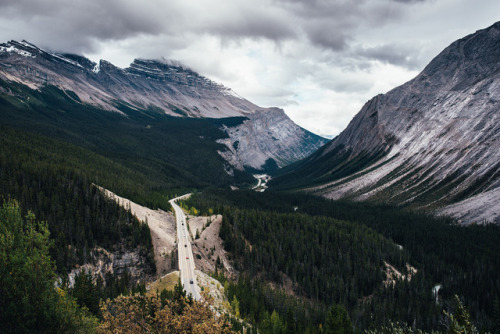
(0, 39, 327, 172)
(0, 39, 257, 117)
(272, 21, 500, 224)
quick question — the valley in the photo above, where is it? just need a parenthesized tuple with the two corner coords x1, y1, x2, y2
(1, 20, 500, 334)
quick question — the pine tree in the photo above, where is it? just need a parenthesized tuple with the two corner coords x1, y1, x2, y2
(444, 295, 478, 334)
(0, 200, 97, 333)
(324, 304, 353, 334)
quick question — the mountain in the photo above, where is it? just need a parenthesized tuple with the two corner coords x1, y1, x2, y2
(0, 40, 327, 172)
(217, 107, 328, 171)
(272, 21, 500, 224)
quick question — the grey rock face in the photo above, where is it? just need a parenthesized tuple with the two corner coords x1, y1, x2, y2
(0, 40, 326, 169)
(306, 22, 500, 224)
(217, 108, 328, 171)
(0, 40, 260, 118)
(67, 247, 152, 288)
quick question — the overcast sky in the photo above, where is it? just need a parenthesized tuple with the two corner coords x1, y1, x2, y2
(0, 0, 499, 137)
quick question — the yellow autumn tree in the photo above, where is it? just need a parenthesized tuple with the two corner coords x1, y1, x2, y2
(98, 292, 236, 334)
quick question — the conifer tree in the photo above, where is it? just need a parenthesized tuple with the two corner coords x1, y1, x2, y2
(323, 304, 353, 334)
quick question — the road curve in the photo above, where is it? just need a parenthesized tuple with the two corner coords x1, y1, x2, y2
(169, 194, 201, 300)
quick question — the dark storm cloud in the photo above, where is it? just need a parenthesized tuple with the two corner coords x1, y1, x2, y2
(0, 0, 173, 53)
(204, 8, 295, 42)
(0, 0, 422, 60)
(392, 0, 427, 3)
(306, 24, 348, 51)
(269, 0, 410, 52)
(355, 44, 421, 69)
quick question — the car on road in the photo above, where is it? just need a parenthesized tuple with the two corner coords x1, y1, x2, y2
(186, 256, 189, 259)
(185, 244, 187, 247)
(190, 280, 193, 284)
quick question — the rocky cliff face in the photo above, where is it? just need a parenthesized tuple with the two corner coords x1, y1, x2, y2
(217, 108, 328, 171)
(0, 40, 259, 117)
(276, 22, 500, 224)
(0, 40, 326, 170)
(67, 247, 153, 288)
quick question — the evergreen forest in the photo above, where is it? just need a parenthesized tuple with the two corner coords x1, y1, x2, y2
(183, 189, 500, 333)
(1, 81, 499, 333)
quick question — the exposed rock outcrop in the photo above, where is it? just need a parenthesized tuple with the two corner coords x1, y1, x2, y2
(217, 108, 328, 171)
(67, 247, 152, 288)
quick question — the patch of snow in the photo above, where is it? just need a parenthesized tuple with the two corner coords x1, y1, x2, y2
(92, 63, 100, 74)
(0, 46, 35, 58)
(252, 174, 271, 192)
(49, 53, 84, 68)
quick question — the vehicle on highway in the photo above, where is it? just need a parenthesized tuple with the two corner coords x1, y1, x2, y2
(190, 280, 194, 284)
(185, 244, 187, 247)
(186, 257, 189, 259)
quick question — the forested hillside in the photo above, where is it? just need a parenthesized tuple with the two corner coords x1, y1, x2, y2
(184, 189, 500, 333)
(0, 79, 254, 194)
(0, 126, 157, 273)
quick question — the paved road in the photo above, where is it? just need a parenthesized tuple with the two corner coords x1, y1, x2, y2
(169, 194, 201, 300)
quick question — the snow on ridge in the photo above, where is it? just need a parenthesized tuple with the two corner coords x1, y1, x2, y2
(1, 41, 86, 69)
(0, 45, 35, 58)
(92, 63, 100, 74)
(19, 40, 40, 50)
(49, 53, 84, 69)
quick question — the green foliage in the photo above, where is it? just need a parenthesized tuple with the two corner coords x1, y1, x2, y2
(443, 296, 478, 334)
(188, 190, 500, 332)
(0, 200, 97, 333)
(364, 297, 479, 334)
(324, 304, 353, 334)
(364, 321, 432, 334)
(72, 270, 102, 316)
(231, 295, 241, 318)
(218, 274, 326, 334)
(219, 208, 404, 306)
(0, 126, 156, 275)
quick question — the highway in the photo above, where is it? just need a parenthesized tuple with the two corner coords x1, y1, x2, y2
(169, 194, 201, 300)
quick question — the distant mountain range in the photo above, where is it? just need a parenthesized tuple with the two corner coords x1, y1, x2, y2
(0, 40, 327, 172)
(273, 21, 500, 224)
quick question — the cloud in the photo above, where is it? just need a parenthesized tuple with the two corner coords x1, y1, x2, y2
(354, 43, 422, 69)
(305, 22, 349, 51)
(0, 0, 174, 53)
(392, 0, 427, 3)
(0, 0, 499, 137)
